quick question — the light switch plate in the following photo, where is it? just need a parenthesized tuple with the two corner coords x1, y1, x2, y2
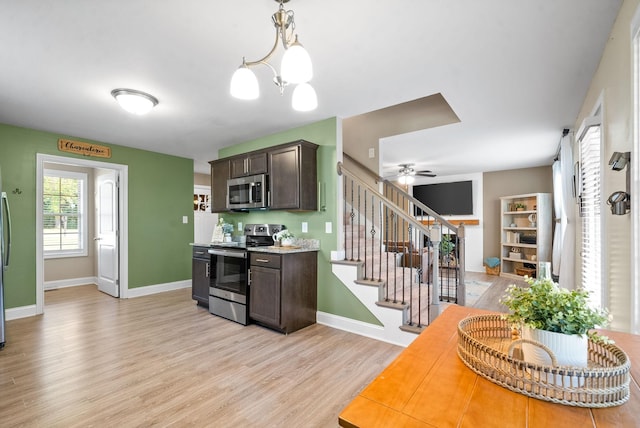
(238, 222, 243, 231)
(325, 222, 332, 233)
(182, 216, 188, 224)
(368, 147, 375, 158)
(302, 222, 308, 233)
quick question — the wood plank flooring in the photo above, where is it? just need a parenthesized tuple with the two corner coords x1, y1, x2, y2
(0, 286, 402, 427)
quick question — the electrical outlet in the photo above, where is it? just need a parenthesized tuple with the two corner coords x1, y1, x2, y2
(302, 222, 308, 233)
(182, 216, 188, 224)
(238, 222, 243, 231)
(368, 147, 375, 158)
(325, 222, 332, 233)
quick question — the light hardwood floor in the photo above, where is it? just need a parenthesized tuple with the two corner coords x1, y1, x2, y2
(0, 286, 402, 427)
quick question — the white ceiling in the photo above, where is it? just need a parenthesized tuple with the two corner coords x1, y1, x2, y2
(0, 1, 622, 176)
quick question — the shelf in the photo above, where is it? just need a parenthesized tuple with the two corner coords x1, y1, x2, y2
(504, 210, 537, 215)
(503, 227, 536, 231)
(503, 257, 537, 263)
(501, 243, 537, 249)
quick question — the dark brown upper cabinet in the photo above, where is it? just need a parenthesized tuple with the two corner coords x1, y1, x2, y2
(268, 140, 318, 211)
(229, 152, 268, 178)
(209, 158, 230, 213)
(209, 140, 317, 212)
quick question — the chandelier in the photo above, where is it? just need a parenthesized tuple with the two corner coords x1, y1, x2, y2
(230, 0, 317, 112)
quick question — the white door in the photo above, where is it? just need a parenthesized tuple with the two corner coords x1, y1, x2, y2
(96, 170, 119, 297)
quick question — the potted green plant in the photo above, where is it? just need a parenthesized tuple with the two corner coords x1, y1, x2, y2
(500, 276, 610, 368)
(440, 234, 455, 264)
(515, 203, 526, 211)
(277, 230, 295, 247)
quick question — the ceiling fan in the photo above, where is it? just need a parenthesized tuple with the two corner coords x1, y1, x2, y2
(390, 163, 436, 184)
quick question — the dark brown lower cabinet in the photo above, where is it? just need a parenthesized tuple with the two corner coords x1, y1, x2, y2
(249, 251, 318, 334)
(192, 246, 210, 307)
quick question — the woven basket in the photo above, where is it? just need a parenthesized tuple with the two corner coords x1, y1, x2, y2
(484, 265, 500, 275)
(515, 267, 535, 277)
(457, 314, 631, 407)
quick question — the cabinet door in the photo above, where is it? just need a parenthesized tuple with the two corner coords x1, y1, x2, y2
(210, 159, 230, 212)
(269, 145, 300, 209)
(230, 152, 268, 178)
(249, 266, 281, 327)
(230, 157, 247, 178)
(248, 152, 267, 175)
(192, 257, 210, 306)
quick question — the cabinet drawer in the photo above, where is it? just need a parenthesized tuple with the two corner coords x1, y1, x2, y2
(250, 253, 281, 269)
(192, 247, 210, 259)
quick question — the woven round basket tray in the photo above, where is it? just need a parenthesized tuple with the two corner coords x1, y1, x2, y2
(457, 314, 631, 408)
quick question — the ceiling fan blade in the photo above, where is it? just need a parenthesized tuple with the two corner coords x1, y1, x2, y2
(416, 170, 436, 177)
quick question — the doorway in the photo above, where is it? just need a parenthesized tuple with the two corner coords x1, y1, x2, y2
(36, 154, 129, 314)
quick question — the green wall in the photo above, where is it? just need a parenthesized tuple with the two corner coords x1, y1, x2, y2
(0, 123, 194, 308)
(219, 117, 380, 325)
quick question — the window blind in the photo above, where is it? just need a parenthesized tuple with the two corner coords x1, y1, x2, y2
(579, 123, 602, 309)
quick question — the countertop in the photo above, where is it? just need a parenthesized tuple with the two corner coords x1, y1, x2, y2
(248, 245, 319, 254)
(191, 238, 320, 253)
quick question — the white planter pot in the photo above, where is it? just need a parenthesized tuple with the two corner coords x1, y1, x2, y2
(281, 238, 295, 247)
(521, 326, 588, 367)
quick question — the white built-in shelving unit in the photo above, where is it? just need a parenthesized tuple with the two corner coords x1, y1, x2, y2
(499, 193, 552, 280)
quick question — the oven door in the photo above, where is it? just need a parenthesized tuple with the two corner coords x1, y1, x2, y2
(208, 248, 247, 303)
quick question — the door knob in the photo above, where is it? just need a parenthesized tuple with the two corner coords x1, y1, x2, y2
(93, 237, 102, 241)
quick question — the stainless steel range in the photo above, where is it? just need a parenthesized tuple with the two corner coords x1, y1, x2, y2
(208, 223, 284, 325)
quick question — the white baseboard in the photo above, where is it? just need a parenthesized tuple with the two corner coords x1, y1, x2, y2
(44, 276, 98, 290)
(126, 280, 191, 298)
(5, 280, 190, 320)
(6, 305, 38, 321)
(317, 311, 411, 347)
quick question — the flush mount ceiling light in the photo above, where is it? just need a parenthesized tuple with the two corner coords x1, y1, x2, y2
(111, 88, 158, 115)
(230, 0, 317, 112)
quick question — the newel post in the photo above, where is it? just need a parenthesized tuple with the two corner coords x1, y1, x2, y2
(457, 223, 466, 306)
(430, 222, 441, 322)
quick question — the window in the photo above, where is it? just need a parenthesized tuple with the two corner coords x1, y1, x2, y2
(43, 170, 88, 257)
(578, 118, 602, 309)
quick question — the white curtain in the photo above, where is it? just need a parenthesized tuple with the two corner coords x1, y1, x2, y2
(558, 134, 576, 289)
(551, 160, 564, 276)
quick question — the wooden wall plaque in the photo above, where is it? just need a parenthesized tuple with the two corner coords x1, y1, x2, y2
(58, 139, 112, 158)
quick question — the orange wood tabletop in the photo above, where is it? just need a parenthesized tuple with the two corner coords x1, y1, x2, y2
(339, 305, 640, 428)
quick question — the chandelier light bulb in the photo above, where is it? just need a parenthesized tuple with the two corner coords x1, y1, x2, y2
(230, 63, 260, 100)
(111, 89, 158, 115)
(281, 36, 313, 84)
(291, 82, 317, 112)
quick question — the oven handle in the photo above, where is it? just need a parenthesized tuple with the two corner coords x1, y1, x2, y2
(208, 248, 247, 259)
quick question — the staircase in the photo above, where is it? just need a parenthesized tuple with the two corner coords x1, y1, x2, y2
(330, 158, 466, 346)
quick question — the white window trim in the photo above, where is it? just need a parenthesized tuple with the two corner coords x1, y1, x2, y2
(43, 169, 88, 258)
(631, 4, 640, 334)
(577, 114, 604, 310)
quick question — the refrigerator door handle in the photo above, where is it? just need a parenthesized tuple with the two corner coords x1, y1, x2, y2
(2, 192, 10, 269)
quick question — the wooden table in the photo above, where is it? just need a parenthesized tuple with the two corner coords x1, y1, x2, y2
(339, 306, 640, 427)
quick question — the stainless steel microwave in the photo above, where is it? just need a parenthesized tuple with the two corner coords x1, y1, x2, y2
(227, 174, 268, 210)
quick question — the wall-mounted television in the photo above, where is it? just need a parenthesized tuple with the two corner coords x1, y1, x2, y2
(412, 180, 473, 216)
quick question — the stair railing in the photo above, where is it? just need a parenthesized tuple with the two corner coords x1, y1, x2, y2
(337, 158, 466, 330)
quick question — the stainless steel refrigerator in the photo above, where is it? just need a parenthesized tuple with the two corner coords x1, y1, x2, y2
(1, 169, 12, 349)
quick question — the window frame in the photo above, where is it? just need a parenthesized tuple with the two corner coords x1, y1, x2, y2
(43, 169, 88, 258)
(577, 115, 604, 310)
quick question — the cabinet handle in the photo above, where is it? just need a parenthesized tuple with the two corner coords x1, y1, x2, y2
(206, 262, 210, 278)
(248, 268, 252, 285)
(255, 258, 270, 263)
